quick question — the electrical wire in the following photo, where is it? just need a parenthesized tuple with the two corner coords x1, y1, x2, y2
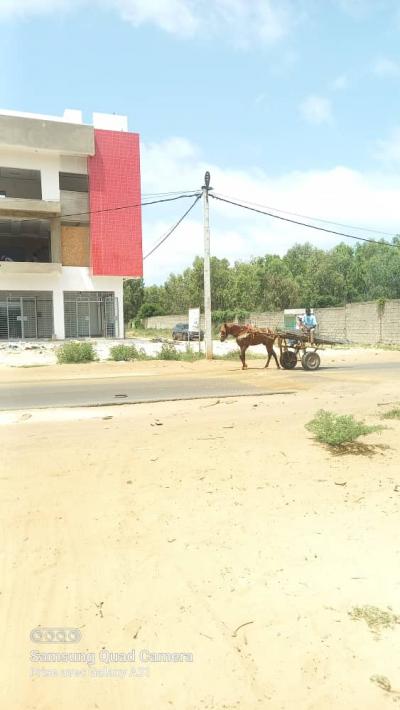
(214, 192, 398, 238)
(210, 193, 399, 248)
(12, 192, 200, 228)
(143, 194, 201, 260)
(141, 189, 199, 197)
(58, 192, 201, 220)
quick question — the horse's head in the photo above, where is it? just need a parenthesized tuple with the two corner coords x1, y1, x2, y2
(219, 322, 228, 342)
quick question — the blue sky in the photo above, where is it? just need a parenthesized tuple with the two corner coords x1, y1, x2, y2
(1, 0, 400, 283)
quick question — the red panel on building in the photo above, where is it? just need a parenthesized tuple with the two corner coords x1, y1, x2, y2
(88, 129, 143, 276)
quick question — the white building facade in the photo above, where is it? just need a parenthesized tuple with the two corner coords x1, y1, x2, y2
(0, 109, 143, 340)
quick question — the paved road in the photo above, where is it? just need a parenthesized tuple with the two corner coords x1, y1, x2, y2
(1, 360, 399, 411)
(0, 375, 293, 411)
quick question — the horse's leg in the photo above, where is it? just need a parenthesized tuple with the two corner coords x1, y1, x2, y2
(240, 345, 248, 369)
(270, 346, 280, 369)
(265, 344, 272, 368)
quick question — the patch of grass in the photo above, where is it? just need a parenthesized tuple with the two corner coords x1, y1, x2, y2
(381, 407, 400, 420)
(156, 343, 204, 361)
(180, 346, 204, 362)
(56, 341, 96, 364)
(109, 344, 149, 361)
(349, 606, 400, 636)
(306, 409, 385, 447)
(370, 675, 392, 693)
(375, 343, 400, 351)
(158, 343, 181, 360)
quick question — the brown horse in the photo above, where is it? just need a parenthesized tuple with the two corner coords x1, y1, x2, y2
(219, 322, 280, 370)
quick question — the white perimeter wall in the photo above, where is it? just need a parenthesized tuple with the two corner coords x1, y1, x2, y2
(0, 267, 124, 339)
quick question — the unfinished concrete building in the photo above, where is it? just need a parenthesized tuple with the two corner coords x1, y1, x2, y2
(0, 108, 143, 339)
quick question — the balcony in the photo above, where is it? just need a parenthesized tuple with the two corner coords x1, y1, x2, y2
(0, 197, 61, 218)
(0, 166, 60, 218)
(0, 217, 61, 274)
(0, 261, 61, 275)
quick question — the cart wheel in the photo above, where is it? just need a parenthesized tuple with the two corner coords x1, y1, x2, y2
(302, 351, 321, 371)
(280, 350, 297, 369)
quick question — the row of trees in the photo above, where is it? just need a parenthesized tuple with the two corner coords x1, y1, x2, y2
(124, 239, 400, 322)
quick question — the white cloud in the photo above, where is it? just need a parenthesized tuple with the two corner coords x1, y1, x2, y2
(372, 57, 400, 77)
(331, 74, 349, 90)
(299, 95, 332, 125)
(141, 136, 400, 284)
(210, 0, 292, 46)
(0, 0, 72, 20)
(111, 0, 198, 37)
(0, 0, 296, 44)
(375, 126, 400, 163)
(334, 0, 373, 18)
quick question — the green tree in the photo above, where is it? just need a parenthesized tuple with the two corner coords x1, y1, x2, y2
(254, 255, 300, 310)
(123, 278, 144, 322)
(138, 236, 400, 315)
(230, 260, 259, 311)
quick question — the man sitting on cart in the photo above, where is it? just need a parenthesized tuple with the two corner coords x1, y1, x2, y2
(301, 308, 317, 344)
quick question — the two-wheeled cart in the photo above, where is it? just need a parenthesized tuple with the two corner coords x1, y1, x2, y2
(275, 329, 345, 371)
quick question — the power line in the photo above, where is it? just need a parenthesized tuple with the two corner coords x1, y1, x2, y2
(13, 192, 200, 227)
(59, 192, 200, 220)
(141, 189, 199, 197)
(143, 194, 201, 260)
(210, 193, 399, 248)
(214, 192, 398, 238)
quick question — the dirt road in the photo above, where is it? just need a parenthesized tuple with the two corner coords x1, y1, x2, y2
(1, 350, 400, 709)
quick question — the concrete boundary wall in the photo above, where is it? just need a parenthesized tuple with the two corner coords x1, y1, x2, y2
(144, 299, 400, 345)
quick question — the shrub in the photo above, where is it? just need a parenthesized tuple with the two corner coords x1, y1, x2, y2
(212, 309, 236, 324)
(180, 345, 204, 362)
(381, 407, 400, 420)
(349, 605, 400, 635)
(109, 344, 148, 361)
(137, 303, 164, 320)
(306, 409, 384, 446)
(57, 341, 96, 364)
(158, 343, 181, 360)
(377, 298, 386, 318)
(235, 308, 251, 322)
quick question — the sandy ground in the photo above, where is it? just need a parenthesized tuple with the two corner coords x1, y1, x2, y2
(0, 345, 396, 384)
(1, 351, 400, 709)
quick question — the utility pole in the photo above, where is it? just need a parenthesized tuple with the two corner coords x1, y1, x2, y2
(202, 171, 213, 359)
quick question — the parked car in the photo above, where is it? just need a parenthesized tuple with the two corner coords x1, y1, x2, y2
(172, 323, 204, 341)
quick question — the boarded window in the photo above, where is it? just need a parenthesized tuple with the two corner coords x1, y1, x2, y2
(61, 226, 90, 266)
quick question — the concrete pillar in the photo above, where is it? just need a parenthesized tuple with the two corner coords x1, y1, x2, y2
(50, 218, 62, 263)
(40, 155, 60, 201)
(52, 285, 65, 339)
(116, 281, 125, 338)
